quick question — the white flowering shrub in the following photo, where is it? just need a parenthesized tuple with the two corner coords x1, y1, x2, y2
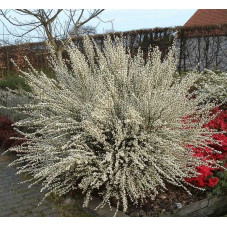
(7, 36, 222, 213)
(194, 70, 227, 104)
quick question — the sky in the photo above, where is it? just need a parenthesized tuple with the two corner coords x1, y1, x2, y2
(91, 9, 197, 33)
(0, 9, 197, 44)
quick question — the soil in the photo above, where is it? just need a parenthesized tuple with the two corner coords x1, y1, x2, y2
(125, 184, 207, 217)
(68, 181, 209, 217)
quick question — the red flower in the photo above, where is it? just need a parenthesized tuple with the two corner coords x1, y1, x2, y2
(197, 166, 213, 178)
(184, 106, 227, 188)
(207, 177, 219, 187)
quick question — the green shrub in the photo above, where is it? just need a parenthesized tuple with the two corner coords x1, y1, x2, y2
(0, 72, 31, 92)
(212, 169, 227, 195)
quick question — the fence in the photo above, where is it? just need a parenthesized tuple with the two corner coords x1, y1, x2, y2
(0, 24, 227, 77)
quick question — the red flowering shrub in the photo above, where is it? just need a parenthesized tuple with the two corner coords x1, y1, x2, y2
(2, 131, 26, 150)
(204, 107, 227, 161)
(208, 177, 219, 187)
(0, 116, 14, 145)
(204, 107, 227, 132)
(185, 107, 227, 188)
(0, 115, 14, 130)
(186, 165, 219, 187)
(0, 115, 25, 150)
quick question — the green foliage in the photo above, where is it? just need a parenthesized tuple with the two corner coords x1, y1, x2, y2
(212, 169, 227, 195)
(0, 72, 31, 92)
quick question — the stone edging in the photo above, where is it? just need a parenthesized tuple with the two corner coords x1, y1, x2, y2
(172, 195, 227, 217)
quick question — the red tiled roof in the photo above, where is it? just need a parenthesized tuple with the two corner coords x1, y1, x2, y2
(184, 9, 227, 27)
(181, 9, 227, 37)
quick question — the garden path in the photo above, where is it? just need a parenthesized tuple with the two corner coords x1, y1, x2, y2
(0, 153, 59, 217)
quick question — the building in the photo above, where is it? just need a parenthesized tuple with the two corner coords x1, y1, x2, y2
(178, 9, 227, 71)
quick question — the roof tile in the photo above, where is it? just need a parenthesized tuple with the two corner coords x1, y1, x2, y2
(184, 9, 227, 27)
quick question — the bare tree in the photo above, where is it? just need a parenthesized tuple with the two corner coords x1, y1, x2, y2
(77, 25, 97, 36)
(0, 9, 105, 61)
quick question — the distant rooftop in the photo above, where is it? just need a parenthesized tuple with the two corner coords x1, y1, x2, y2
(184, 9, 227, 27)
